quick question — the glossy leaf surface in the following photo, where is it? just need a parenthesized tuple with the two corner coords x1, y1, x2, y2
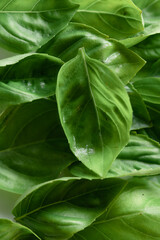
(0, 219, 39, 240)
(39, 23, 145, 84)
(121, 0, 160, 48)
(0, 53, 63, 114)
(57, 49, 132, 177)
(70, 176, 160, 240)
(0, 0, 78, 53)
(0, 98, 75, 194)
(13, 177, 126, 240)
(69, 134, 160, 179)
(71, 0, 143, 39)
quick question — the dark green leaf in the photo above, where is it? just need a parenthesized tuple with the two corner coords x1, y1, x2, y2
(56, 49, 132, 177)
(0, 53, 63, 114)
(108, 134, 160, 178)
(0, 219, 39, 240)
(132, 60, 160, 104)
(0, 98, 75, 194)
(126, 83, 151, 130)
(39, 23, 145, 84)
(71, 0, 143, 39)
(13, 177, 126, 240)
(0, 0, 78, 53)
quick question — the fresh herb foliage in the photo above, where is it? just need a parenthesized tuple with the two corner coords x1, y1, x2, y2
(0, 0, 160, 239)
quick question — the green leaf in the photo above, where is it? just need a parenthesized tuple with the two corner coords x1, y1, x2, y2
(0, 53, 63, 114)
(0, 219, 40, 240)
(0, 0, 78, 53)
(0, 98, 75, 194)
(56, 49, 132, 177)
(126, 83, 151, 130)
(70, 176, 160, 240)
(132, 60, 160, 105)
(69, 134, 160, 179)
(71, 0, 143, 39)
(13, 177, 126, 240)
(39, 22, 145, 84)
(108, 134, 160, 178)
(130, 34, 160, 61)
(145, 103, 160, 142)
(121, 0, 160, 48)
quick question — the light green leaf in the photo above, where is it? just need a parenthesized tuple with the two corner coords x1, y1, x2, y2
(69, 134, 160, 179)
(0, 53, 63, 114)
(121, 0, 160, 48)
(71, 0, 143, 39)
(0, 0, 78, 53)
(70, 176, 160, 240)
(56, 49, 132, 177)
(0, 219, 40, 240)
(0, 98, 75, 194)
(13, 177, 126, 240)
(39, 22, 145, 84)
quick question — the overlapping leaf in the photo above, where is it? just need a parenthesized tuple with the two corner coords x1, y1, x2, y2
(13, 177, 126, 240)
(70, 176, 160, 240)
(0, 53, 63, 114)
(126, 83, 151, 130)
(69, 134, 160, 179)
(0, 0, 78, 53)
(71, 0, 143, 39)
(39, 23, 145, 84)
(121, 0, 160, 49)
(56, 49, 132, 177)
(133, 60, 160, 105)
(0, 219, 39, 240)
(0, 98, 75, 194)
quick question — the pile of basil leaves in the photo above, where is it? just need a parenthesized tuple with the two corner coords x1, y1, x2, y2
(0, 0, 160, 239)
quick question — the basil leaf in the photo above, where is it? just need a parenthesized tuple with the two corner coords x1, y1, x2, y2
(121, 0, 160, 48)
(39, 22, 145, 84)
(126, 83, 151, 130)
(108, 134, 160, 177)
(71, 0, 143, 39)
(0, 53, 63, 114)
(0, 0, 78, 53)
(56, 49, 132, 177)
(13, 177, 126, 240)
(0, 219, 40, 240)
(69, 134, 160, 178)
(0, 98, 75, 194)
(145, 103, 160, 143)
(130, 34, 160, 61)
(70, 176, 160, 240)
(133, 60, 160, 105)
